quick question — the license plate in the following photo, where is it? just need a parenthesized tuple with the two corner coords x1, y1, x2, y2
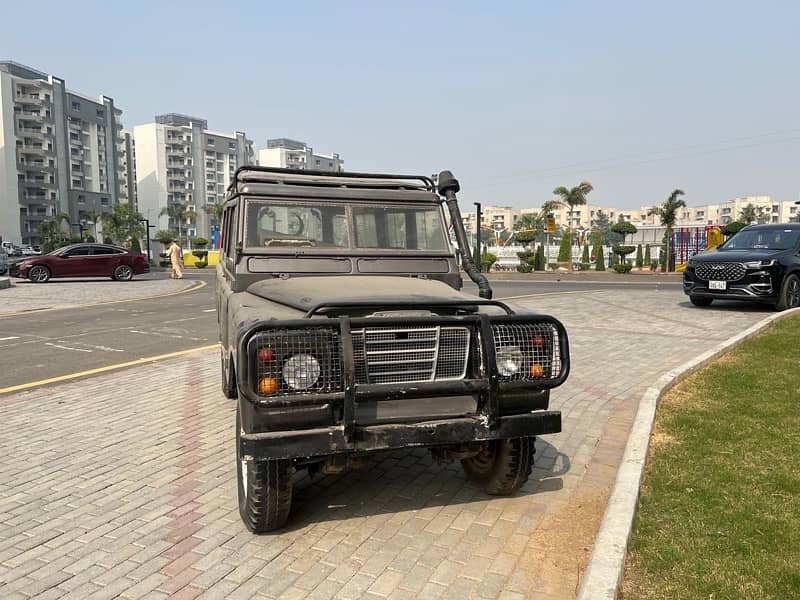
(709, 280, 726, 290)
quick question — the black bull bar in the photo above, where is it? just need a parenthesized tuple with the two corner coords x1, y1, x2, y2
(236, 310, 570, 460)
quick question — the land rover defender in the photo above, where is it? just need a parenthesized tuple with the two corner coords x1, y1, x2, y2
(216, 167, 570, 532)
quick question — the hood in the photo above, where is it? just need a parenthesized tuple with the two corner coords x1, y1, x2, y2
(246, 276, 476, 313)
(693, 247, 787, 262)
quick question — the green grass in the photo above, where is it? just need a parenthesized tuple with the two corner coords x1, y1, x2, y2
(623, 315, 800, 600)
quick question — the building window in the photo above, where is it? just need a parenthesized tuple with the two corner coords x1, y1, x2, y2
(71, 101, 80, 110)
(77, 195, 85, 204)
(207, 137, 215, 145)
(100, 197, 110, 205)
(96, 109, 104, 118)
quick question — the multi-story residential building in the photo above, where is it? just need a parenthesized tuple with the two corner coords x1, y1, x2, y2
(0, 61, 127, 246)
(258, 138, 343, 172)
(119, 131, 137, 208)
(134, 114, 254, 241)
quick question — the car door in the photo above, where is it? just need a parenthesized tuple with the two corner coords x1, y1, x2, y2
(54, 246, 91, 276)
(89, 245, 123, 276)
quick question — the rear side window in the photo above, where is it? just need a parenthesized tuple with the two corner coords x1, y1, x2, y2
(91, 246, 124, 255)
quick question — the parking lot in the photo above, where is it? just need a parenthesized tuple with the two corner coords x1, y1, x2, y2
(0, 287, 774, 599)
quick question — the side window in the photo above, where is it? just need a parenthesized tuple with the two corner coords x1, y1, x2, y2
(222, 203, 238, 260)
(91, 247, 121, 255)
(66, 247, 91, 256)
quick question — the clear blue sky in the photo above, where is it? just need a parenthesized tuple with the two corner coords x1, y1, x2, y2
(3, 0, 798, 210)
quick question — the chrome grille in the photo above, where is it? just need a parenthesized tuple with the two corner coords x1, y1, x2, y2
(353, 326, 470, 385)
(695, 262, 746, 281)
(492, 322, 562, 382)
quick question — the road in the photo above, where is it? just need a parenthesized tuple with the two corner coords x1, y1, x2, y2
(0, 273, 682, 391)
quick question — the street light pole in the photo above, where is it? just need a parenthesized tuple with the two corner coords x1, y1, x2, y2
(474, 202, 482, 272)
(138, 218, 155, 261)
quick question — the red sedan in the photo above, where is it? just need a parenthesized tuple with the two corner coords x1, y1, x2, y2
(13, 243, 149, 283)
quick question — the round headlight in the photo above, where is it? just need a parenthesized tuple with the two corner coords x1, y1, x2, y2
(282, 354, 321, 390)
(496, 346, 523, 377)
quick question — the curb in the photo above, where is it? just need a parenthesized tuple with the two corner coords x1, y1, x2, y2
(576, 306, 800, 600)
(0, 277, 10, 290)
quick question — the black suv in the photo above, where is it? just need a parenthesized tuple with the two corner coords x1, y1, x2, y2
(683, 223, 800, 309)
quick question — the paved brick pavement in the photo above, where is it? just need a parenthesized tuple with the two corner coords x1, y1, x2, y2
(0, 277, 198, 315)
(0, 288, 774, 599)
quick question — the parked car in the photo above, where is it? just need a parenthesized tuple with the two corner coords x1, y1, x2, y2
(0, 248, 7, 275)
(12, 243, 149, 283)
(683, 223, 800, 309)
(218, 167, 571, 531)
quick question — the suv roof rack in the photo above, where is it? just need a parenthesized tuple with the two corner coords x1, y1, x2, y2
(228, 166, 435, 194)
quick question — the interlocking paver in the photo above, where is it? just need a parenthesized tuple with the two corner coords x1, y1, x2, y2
(0, 289, 772, 598)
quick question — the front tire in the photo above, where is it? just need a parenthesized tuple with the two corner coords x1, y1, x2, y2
(113, 264, 134, 282)
(689, 295, 713, 307)
(461, 437, 535, 495)
(236, 407, 293, 532)
(28, 265, 50, 283)
(776, 274, 800, 311)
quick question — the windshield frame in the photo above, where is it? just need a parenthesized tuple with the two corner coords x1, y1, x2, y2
(241, 196, 455, 256)
(719, 227, 800, 251)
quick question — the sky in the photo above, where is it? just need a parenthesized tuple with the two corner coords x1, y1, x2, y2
(2, 0, 799, 211)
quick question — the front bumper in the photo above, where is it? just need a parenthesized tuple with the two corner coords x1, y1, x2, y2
(683, 268, 778, 302)
(240, 411, 562, 460)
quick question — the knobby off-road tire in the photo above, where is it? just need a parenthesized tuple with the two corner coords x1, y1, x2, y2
(221, 353, 237, 399)
(236, 407, 293, 532)
(776, 273, 800, 311)
(689, 295, 713, 307)
(461, 437, 535, 495)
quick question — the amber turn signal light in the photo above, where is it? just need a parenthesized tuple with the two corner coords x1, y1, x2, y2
(258, 377, 278, 395)
(530, 364, 545, 378)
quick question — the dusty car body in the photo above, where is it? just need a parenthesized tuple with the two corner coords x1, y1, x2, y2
(216, 167, 571, 532)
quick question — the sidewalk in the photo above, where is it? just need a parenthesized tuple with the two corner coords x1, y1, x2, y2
(0, 289, 772, 599)
(0, 277, 199, 315)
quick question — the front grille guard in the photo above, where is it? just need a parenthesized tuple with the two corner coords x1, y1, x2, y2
(237, 313, 570, 437)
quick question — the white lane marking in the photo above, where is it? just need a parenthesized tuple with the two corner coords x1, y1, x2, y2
(0, 336, 20, 341)
(69, 342, 124, 352)
(129, 329, 207, 342)
(202, 309, 216, 313)
(44, 342, 92, 353)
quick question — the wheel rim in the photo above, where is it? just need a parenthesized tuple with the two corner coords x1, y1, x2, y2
(30, 267, 47, 282)
(117, 265, 132, 280)
(469, 442, 497, 475)
(788, 278, 800, 307)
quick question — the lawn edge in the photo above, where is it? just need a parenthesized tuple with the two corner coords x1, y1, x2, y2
(576, 306, 800, 600)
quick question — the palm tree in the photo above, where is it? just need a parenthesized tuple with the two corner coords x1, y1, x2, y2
(553, 182, 593, 270)
(649, 189, 686, 272)
(160, 203, 196, 242)
(739, 203, 768, 225)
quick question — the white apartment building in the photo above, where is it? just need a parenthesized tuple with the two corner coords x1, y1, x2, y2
(0, 61, 127, 246)
(119, 131, 137, 208)
(258, 138, 343, 172)
(134, 114, 254, 240)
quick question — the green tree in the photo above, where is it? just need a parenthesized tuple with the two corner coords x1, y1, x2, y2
(722, 221, 747, 236)
(557, 233, 572, 263)
(153, 229, 177, 245)
(160, 203, 196, 242)
(648, 189, 686, 272)
(130, 237, 142, 254)
(644, 244, 651, 265)
(635, 244, 643, 268)
(739, 204, 769, 225)
(592, 231, 605, 272)
(535, 244, 545, 271)
(37, 213, 71, 253)
(100, 203, 144, 246)
(553, 182, 593, 270)
(581, 243, 590, 265)
(611, 221, 638, 242)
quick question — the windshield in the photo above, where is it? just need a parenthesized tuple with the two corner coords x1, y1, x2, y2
(245, 200, 448, 251)
(721, 228, 800, 251)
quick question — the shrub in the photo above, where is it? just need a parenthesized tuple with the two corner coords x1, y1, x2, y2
(103, 236, 113, 245)
(195, 259, 208, 269)
(581, 244, 590, 264)
(516, 264, 533, 273)
(193, 250, 208, 261)
(612, 244, 636, 256)
(130, 237, 142, 254)
(480, 252, 497, 272)
(722, 221, 746, 236)
(635, 244, 643, 268)
(613, 263, 633, 273)
(193, 237, 208, 248)
(650, 259, 658, 272)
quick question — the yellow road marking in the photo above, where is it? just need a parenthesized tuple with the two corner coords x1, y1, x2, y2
(0, 279, 208, 318)
(497, 290, 601, 300)
(0, 343, 219, 396)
